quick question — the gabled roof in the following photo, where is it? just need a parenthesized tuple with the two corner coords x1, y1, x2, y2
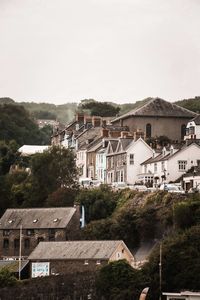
(28, 240, 130, 260)
(115, 138, 133, 153)
(107, 140, 118, 154)
(112, 98, 197, 122)
(0, 207, 77, 229)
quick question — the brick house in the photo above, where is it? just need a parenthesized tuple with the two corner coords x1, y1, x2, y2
(0, 207, 80, 259)
(28, 240, 135, 277)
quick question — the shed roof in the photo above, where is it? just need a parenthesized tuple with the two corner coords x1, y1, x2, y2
(112, 98, 196, 122)
(28, 240, 126, 260)
(0, 207, 77, 229)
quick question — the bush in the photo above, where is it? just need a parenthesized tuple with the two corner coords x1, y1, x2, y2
(0, 268, 17, 288)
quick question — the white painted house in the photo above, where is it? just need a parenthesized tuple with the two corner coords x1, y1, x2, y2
(140, 142, 200, 185)
(185, 115, 200, 140)
(106, 137, 153, 185)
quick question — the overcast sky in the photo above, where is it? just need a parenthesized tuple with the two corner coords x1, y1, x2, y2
(0, 0, 200, 104)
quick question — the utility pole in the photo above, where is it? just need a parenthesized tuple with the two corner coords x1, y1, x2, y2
(159, 242, 162, 300)
(19, 224, 22, 280)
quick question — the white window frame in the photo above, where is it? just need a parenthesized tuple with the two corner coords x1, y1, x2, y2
(178, 160, 187, 171)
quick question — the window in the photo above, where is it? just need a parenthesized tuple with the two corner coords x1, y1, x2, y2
(178, 161, 187, 171)
(120, 171, 124, 182)
(154, 163, 157, 172)
(26, 229, 34, 236)
(129, 154, 134, 165)
(3, 239, 9, 249)
(161, 161, 165, 171)
(14, 239, 19, 249)
(3, 230, 10, 236)
(24, 239, 30, 249)
(84, 260, 89, 265)
(146, 123, 152, 138)
(96, 260, 101, 265)
(181, 124, 186, 139)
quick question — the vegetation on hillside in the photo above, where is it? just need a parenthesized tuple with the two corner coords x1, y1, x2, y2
(1, 96, 200, 126)
(0, 104, 52, 146)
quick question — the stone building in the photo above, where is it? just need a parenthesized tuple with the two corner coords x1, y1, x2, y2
(28, 240, 135, 277)
(0, 207, 80, 259)
(111, 98, 196, 142)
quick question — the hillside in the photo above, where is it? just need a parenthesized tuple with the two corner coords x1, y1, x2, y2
(0, 96, 200, 125)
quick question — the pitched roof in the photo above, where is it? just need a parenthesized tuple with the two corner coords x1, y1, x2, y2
(0, 207, 77, 229)
(112, 98, 197, 122)
(28, 240, 126, 260)
(76, 127, 102, 150)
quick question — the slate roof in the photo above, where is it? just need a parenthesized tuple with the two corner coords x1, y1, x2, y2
(108, 140, 118, 153)
(28, 240, 127, 260)
(112, 98, 197, 122)
(120, 138, 133, 151)
(76, 127, 102, 150)
(0, 207, 77, 229)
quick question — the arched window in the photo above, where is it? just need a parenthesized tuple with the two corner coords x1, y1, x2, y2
(146, 123, 152, 138)
(181, 124, 186, 140)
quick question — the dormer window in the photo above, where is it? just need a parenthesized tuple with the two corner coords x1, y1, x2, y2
(33, 219, 38, 223)
(53, 218, 58, 222)
(8, 220, 14, 224)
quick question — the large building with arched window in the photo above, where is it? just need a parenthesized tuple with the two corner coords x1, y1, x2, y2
(111, 98, 196, 142)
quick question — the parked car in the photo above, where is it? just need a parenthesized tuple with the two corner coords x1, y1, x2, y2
(112, 182, 128, 190)
(128, 184, 148, 192)
(160, 183, 185, 194)
(79, 178, 93, 188)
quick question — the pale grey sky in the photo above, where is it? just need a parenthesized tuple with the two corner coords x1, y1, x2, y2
(0, 0, 200, 104)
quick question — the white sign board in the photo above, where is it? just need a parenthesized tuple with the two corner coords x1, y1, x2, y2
(32, 262, 50, 278)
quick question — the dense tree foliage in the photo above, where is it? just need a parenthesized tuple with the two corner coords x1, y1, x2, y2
(0, 268, 17, 288)
(32, 110, 56, 120)
(76, 185, 117, 223)
(0, 140, 19, 175)
(0, 104, 51, 146)
(175, 96, 200, 112)
(0, 146, 78, 212)
(79, 99, 120, 117)
(96, 260, 148, 300)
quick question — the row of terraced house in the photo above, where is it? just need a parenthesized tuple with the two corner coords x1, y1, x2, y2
(51, 98, 200, 189)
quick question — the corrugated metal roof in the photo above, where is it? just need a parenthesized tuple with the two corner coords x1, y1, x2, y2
(0, 207, 77, 229)
(112, 98, 197, 122)
(28, 240, 124, 260)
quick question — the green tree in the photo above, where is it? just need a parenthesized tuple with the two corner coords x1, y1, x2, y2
(28, 146, 78, 206)
(96, 260, 148, 300)
(0, 140, 19, 176)
(0, 268, 17, 288)
(80, 99, 120, 117)
(76, 185, 117, 223)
